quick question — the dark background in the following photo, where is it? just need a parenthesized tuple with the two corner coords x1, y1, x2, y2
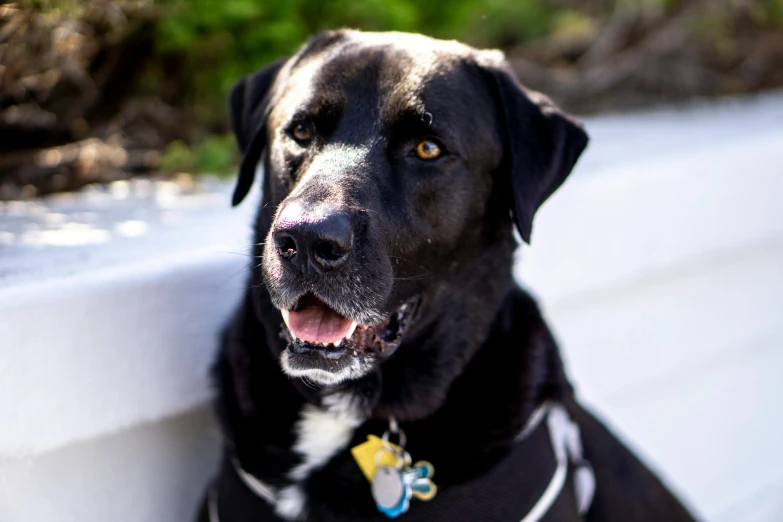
(2, 0, 782, 198)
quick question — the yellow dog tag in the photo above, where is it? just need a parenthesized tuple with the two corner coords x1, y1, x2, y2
(352, 435, 437, 502)
(351, 435, 403, 482)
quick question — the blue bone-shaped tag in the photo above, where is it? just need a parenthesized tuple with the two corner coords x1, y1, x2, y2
(372, 461, 436, 518)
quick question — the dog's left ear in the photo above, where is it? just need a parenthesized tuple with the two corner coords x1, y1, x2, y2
(229, 57, 288, 206)
(485, 59, 588, 243)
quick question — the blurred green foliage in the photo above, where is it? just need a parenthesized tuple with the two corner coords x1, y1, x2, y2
(150, 0, 568, 124)
(149, 0, 573, 174)
(756, 0, 783, 25)
(22, 0, 783, 178)
(159, 134, 237, 176)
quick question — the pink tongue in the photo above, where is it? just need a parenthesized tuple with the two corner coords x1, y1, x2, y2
(288, 295, 354, 344)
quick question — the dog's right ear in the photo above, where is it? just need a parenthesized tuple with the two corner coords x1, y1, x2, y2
(229, 57, 288, 206)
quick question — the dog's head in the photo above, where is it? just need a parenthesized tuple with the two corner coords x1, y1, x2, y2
(229, 30, 587, 389)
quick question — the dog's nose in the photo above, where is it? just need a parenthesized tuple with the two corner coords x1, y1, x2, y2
(273, 211, 354, 272)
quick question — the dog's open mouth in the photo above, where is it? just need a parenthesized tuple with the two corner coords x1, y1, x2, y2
(282, 294, 358, 345)
(280, 293, 420, 355)
(278, 293, 420, 385)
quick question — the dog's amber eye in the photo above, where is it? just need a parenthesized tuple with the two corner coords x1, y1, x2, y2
(292, 123, 312, 142)
(415, 140, 441, 160)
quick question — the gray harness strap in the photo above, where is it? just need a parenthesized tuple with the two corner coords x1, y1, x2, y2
(516, 402, 595, 522)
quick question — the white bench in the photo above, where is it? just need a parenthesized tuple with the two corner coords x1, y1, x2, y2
(2, 92, 782, 522)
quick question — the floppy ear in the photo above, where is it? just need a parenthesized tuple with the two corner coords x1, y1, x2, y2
(488, 61, 588, 243)
(228, 57, 288, 206)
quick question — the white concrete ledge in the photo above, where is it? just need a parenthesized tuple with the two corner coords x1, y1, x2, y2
(0, 180, 255, 457)
(1, 92, 782, 522)
(0, 407, 220, 522)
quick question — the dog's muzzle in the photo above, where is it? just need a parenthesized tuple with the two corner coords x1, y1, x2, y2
(266, 199, 409, 385)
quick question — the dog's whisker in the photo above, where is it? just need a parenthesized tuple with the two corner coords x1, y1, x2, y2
(389, 256, 432, 273)
(218, 251, 255, 258)
(214, 261, 265, 289)
(389, 269, 433, 281)
(304, 376, 323, 390)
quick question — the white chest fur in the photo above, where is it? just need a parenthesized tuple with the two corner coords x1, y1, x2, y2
(275, 393, 364, 520)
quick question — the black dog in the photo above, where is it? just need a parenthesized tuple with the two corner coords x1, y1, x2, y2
(196, 30, 696, 522)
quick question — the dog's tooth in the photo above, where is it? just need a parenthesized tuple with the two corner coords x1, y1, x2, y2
(345, 321, 358, 340)
(333, 339, 342, 347)
(281, 309, 291, 329)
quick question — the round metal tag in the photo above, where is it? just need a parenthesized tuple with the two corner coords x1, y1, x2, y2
(372, 466, 406, 509)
